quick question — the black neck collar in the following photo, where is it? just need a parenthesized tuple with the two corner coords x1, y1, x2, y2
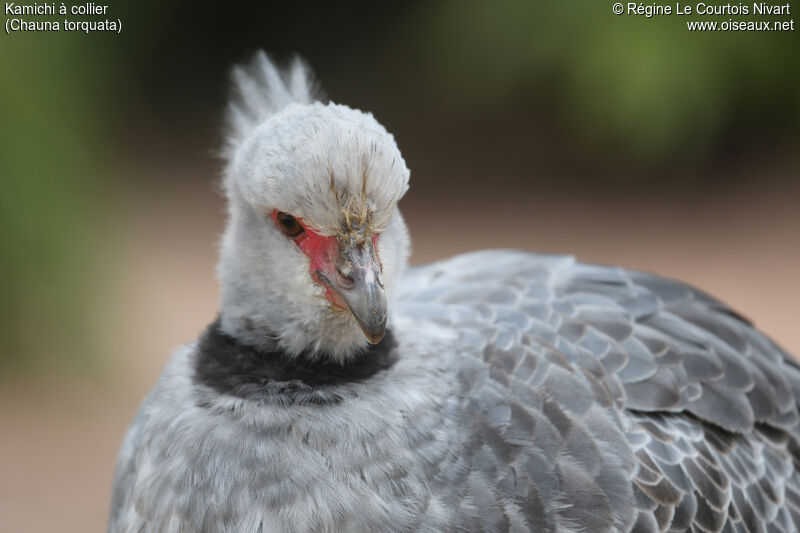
(193, 318, 398, 406)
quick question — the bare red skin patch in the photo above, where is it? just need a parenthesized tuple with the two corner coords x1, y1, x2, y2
(271, 210, 347, 309)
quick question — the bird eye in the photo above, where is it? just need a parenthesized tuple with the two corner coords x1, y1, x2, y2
(276, 212, 305, 238)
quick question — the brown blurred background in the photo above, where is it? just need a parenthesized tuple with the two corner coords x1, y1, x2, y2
(1, 2, 799, 531)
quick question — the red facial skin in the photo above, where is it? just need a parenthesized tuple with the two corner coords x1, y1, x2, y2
(271, 210, 380, 310)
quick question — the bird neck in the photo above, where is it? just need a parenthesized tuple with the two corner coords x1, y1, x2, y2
(217, 302, 375, 363)
(195, 317, 398, 404)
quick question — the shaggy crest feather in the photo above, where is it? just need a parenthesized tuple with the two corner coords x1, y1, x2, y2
(224, 51, 323, 158)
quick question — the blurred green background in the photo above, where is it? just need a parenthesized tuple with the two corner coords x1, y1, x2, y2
(1, 2, 798, 531)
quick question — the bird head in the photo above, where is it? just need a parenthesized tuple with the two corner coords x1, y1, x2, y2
(217, 53, 410, 362)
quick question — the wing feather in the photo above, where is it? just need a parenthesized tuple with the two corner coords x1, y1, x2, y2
(398, 250, 800, 532)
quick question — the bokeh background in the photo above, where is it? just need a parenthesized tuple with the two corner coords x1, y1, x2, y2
(1, 2, 798, 531)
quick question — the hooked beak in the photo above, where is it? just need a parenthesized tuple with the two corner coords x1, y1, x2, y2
(276, 208, 387, 344)
(325, 239, 387, 344)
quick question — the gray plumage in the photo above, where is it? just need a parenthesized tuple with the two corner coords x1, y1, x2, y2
(109, 54, 800, 533)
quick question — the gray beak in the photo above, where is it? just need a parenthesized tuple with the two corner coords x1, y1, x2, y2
(332, 239, 387, 344)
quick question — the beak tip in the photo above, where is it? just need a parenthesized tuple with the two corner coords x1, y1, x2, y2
(360, 321, 387, 345)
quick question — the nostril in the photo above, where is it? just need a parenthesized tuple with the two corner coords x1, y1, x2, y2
(337, 269, 356, 289)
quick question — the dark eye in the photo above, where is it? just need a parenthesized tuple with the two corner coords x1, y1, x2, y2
(276, 212, 305, 238)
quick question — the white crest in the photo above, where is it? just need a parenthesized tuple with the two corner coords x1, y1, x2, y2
(224, 51, 323, 158)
